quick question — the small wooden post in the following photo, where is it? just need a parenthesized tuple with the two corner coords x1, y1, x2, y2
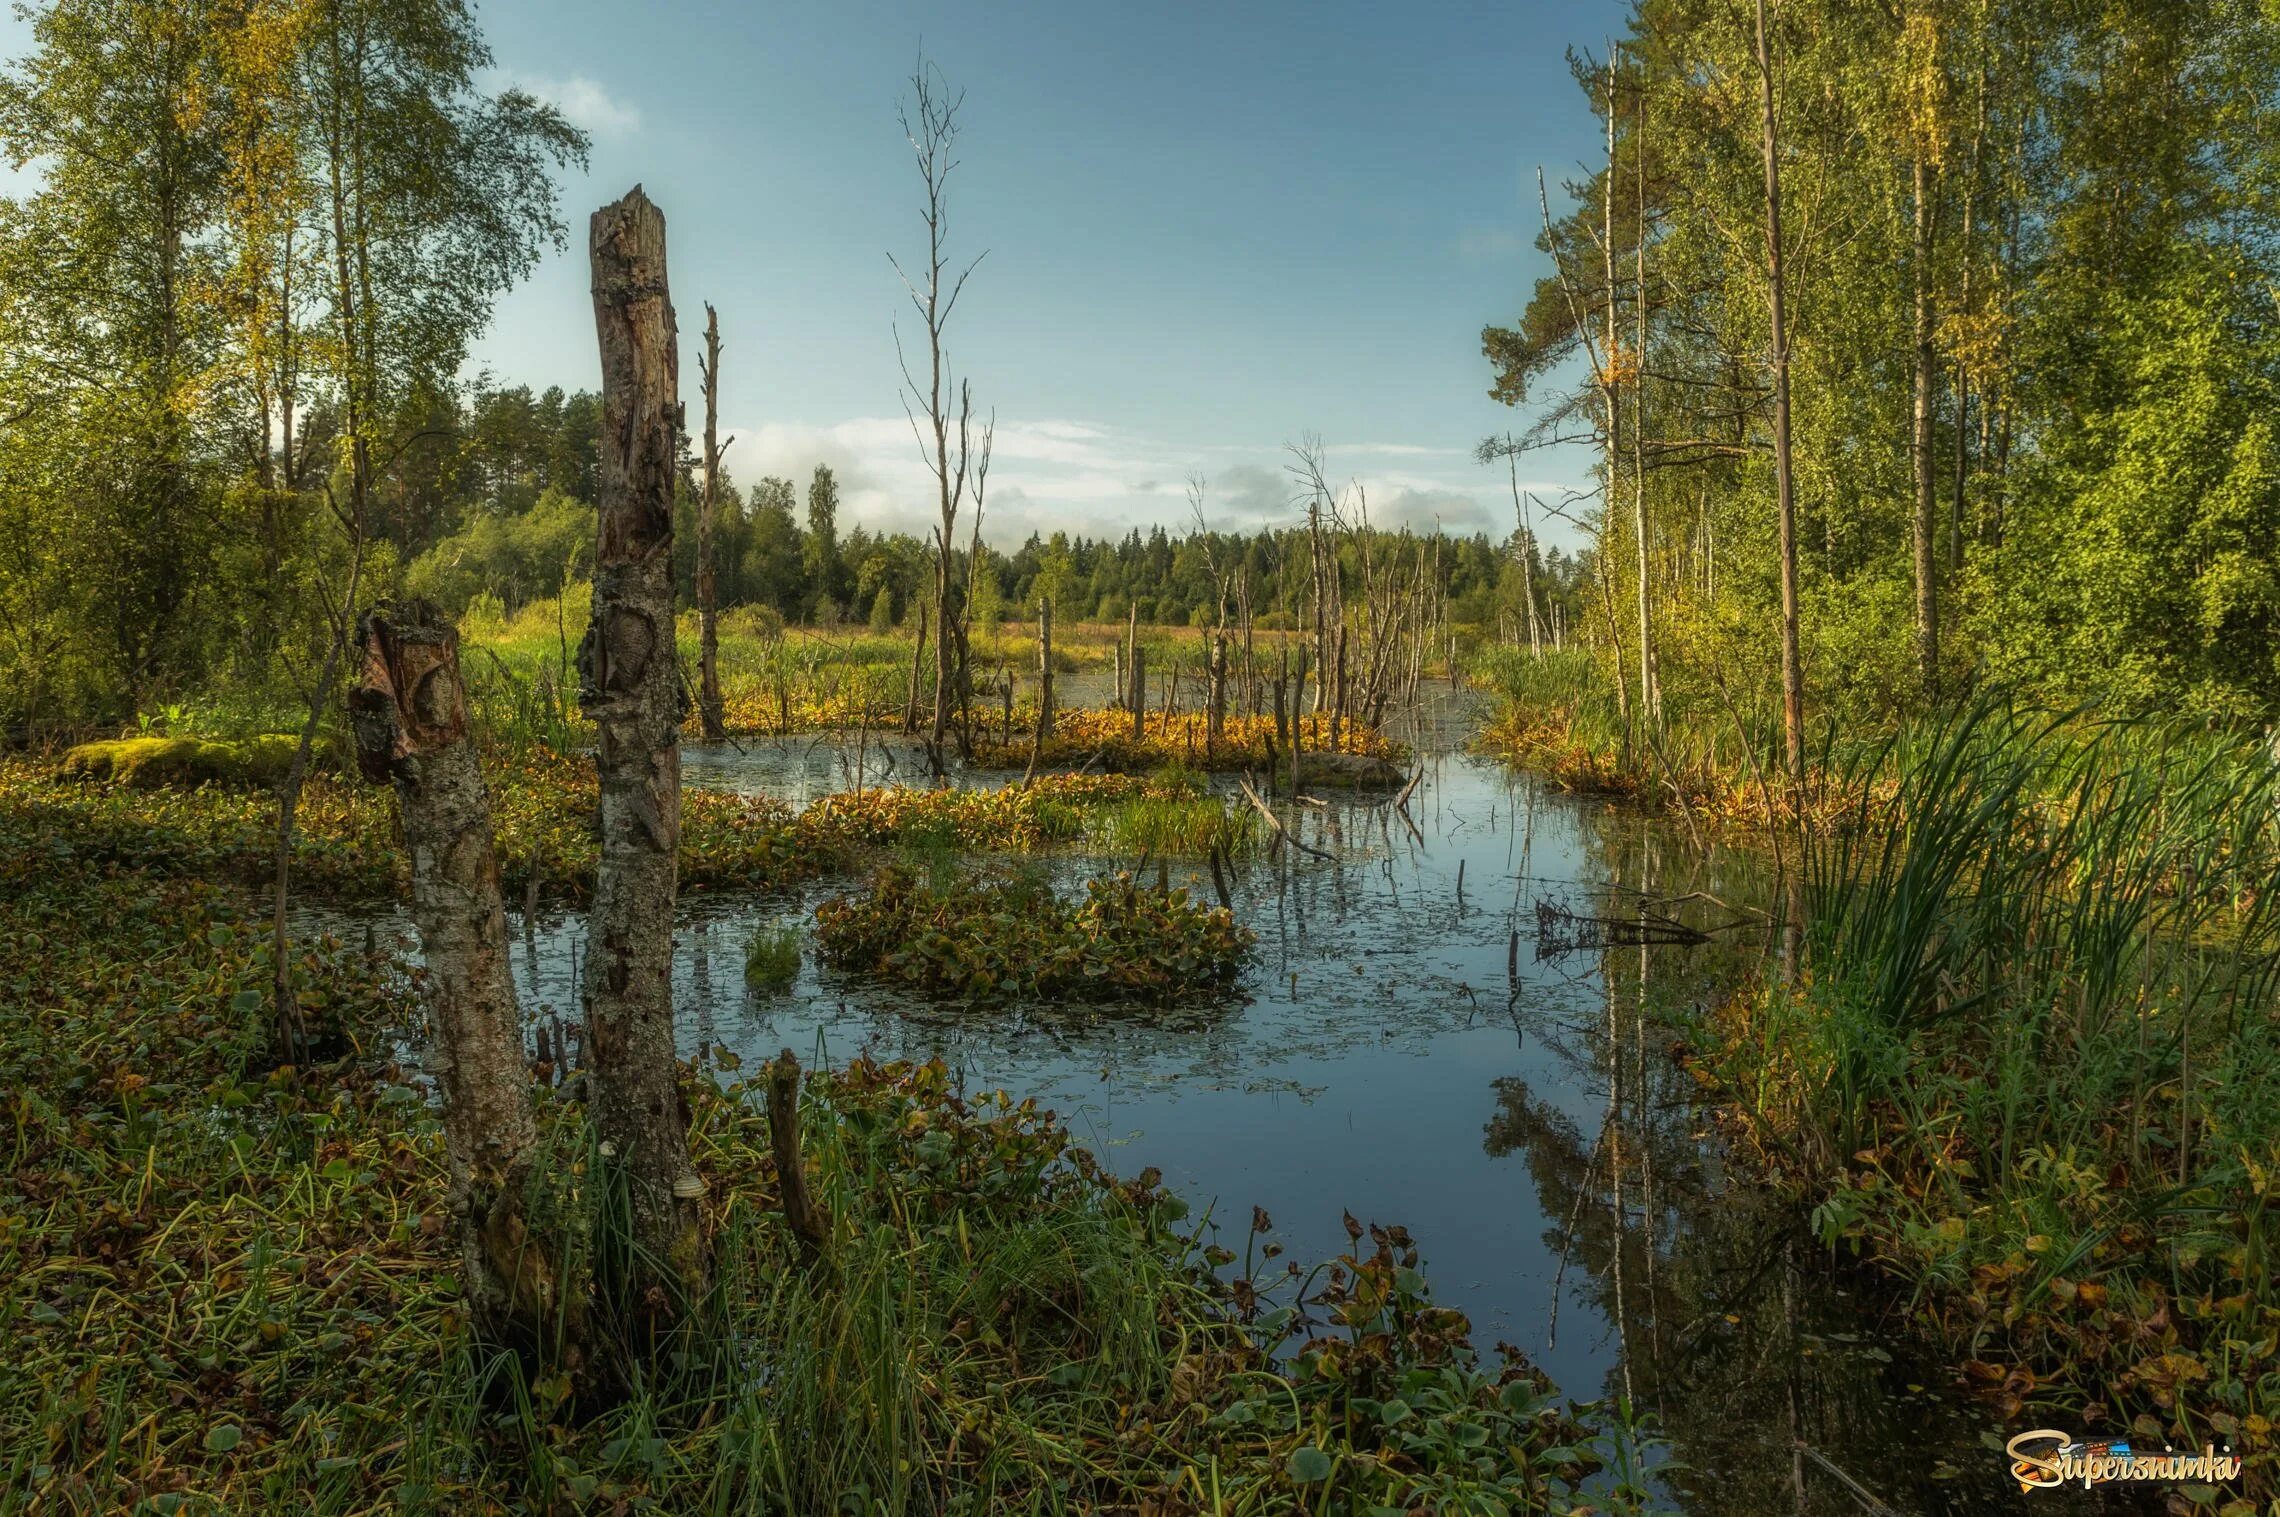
(767, 1050, 829, 1262)
(1130, 644, 1146, 742)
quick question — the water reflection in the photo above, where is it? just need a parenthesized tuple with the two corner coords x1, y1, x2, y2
(335, 691, 2103, 1514)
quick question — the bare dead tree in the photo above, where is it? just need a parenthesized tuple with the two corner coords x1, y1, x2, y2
(582, 186, 708, 1323)
(891, 57, 988, 778)
(696, 303, 728, 742)
(1477, 434, 1542, 656)
(953, 407, 995, 758)
(1630, 53, 1660, 722)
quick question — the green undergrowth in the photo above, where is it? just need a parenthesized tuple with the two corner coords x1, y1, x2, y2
(0, 812, 1662, 1514)
(814, 863, 1255, 1009)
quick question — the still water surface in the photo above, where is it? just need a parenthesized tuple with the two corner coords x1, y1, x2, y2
(350, 695, 2115, 1514)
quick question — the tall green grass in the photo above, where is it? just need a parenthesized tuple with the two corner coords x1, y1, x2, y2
(1728, 694, 2280, 1460)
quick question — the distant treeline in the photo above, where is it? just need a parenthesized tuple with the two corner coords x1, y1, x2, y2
(397, 384, 1593, 639)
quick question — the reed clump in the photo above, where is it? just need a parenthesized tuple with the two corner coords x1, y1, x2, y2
(1709, 697, 2280, 1484)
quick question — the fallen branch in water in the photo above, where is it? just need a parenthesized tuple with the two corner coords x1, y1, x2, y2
(1238, 775, 1335, 861)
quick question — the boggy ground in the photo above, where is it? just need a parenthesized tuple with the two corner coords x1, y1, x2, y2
(0, 746, 1661, 1515)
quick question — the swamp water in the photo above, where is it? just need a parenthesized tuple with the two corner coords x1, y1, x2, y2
(343, 695, 2114, 1515)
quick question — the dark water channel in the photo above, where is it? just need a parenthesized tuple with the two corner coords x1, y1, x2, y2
(343, 692, 2115, 1515)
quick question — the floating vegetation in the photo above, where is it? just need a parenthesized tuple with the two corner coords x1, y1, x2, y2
(742, 921, 801, 990)
(1, 753, 1261, 916)
(814, 864, 1254, 1007)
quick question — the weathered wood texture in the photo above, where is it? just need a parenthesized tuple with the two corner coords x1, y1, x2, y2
(696, 302, 727, 742)
(348, 599, 558, 1348)
(1037, 597, 1055, 739)
(580, 186, 708, 1309)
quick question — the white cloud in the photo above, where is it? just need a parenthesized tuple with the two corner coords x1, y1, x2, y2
(494, 71, 643, 138)
(714, 415, 1535, 547)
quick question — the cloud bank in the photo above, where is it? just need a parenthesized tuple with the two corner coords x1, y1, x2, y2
(717, 417, 1565, 547)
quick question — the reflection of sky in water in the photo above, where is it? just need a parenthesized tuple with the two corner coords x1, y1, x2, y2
(337, 692, 2091, 1515)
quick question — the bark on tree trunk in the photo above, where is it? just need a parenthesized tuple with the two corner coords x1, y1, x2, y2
(581, 186, 707, 1320)
(697, 304, 726, 742)
(1757, 0, 1807, 797)
(348, 600, 563, 1355)
(1207, 629, 1227, 758)
(1633, 62, 1659, 723)
(1911, 151, 1940, 701)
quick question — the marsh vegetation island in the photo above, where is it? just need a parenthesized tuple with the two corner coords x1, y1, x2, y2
(3, 2, 2277, 1514)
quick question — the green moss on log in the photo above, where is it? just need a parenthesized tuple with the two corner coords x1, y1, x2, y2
(58, 734, 307, 789)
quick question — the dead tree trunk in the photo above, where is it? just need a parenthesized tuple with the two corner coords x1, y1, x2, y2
(348, 600, 563, 1355)
(1207, 629, 1227, 758)
(903, 602, 927, 735)
(696, 304, 727, 742)
(582, 186, 707, 1319)
(1129, 644, 1147, 742)
(1632, 63, 1659, 722)
(1036, 596, 1054, 740)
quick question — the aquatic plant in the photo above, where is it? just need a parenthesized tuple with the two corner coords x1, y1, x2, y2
(970, 704, 1405, 774)
(741, 921, 801, 991)
(814, 864, 1254, 1007)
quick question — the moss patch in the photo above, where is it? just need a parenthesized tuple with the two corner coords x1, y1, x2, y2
(57, 734, 306, 789)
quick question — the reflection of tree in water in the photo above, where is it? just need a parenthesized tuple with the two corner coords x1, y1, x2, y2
(1486, 825, 2080, 1517)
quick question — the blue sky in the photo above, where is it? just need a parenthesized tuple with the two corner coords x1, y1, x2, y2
(3, 0, 1620, 547)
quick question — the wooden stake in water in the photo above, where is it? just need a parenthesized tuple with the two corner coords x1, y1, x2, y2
(1130, 644, 1147, 742)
